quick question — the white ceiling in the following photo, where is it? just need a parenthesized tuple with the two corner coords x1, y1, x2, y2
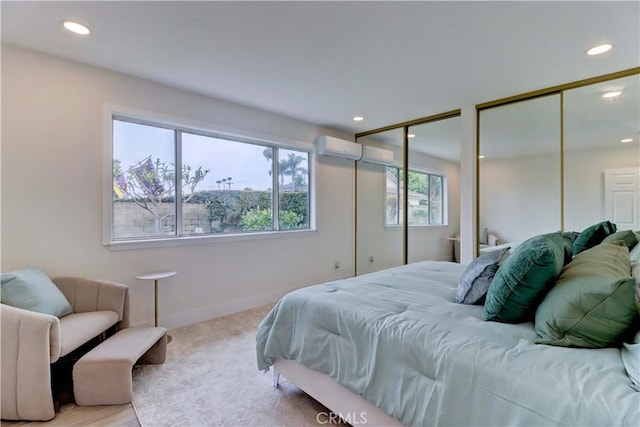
(2, 1, 639, 138)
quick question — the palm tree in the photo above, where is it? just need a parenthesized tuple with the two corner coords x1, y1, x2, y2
(262, 148, 273, 178)
(282, 153, 306, 190)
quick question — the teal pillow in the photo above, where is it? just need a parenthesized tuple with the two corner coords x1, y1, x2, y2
(573, 221, 617, 255)
(535, 243, 637, 348)
(1, 267, 72, 317)
(484, 232, 570, 323)
(601, 230, 639, 251)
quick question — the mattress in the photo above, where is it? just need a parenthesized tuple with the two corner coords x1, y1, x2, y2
(256, 261, 640, 426)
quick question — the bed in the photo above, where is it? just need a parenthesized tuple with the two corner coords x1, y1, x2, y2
(256, 260, 640, 426)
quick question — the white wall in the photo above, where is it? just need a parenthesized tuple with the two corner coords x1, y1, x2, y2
(479, 143, 640, 244)
(356, 161, 403, 274)
(1, 45, 356, 328)
(479, 152, 561, 243)
(459, 104, 477, 264)
(564, 144, 640, 231)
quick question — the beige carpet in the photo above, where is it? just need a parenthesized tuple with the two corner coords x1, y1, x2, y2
(132, 304, 346, 427)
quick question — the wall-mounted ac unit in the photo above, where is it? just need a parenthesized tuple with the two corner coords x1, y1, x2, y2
(361, 145, 394, 166)
(315, 135, 362, 160)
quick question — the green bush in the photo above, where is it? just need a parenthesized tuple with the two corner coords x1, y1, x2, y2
(280, 192, 308, 224)
(279, 210, 304, 230)
(184, 189, 308, 231)
(239, 209, 272, 231)
(240, 209, 304, 231)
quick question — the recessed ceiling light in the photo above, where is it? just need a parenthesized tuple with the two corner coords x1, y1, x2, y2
(352, 116, 365, 122)
(621, 138, 633, 143)
(478, 155, 485, 159)
(602, 90, 622, 99)
(62, 20, 91, 35)
(407, 134, 416, 138)
(586, 44, 612, 56)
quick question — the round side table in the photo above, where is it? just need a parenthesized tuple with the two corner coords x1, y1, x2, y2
(135, 271, 176, 342)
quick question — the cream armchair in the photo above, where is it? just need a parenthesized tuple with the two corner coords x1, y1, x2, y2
(1, 277, 129, 421)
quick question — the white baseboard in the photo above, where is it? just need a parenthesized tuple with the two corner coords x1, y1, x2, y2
(129, 272, 354, 330)
(130, 288, 291, 330)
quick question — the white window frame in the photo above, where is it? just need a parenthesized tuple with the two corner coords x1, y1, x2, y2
(103, 104, 316, 250)
(384, 166, 448, 227)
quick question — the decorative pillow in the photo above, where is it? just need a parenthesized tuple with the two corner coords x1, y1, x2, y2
(573, 221, 617, 255)
(455, 247, 510, 305)
(484, 232, 570, 323)
(601, 230, 639, 251)
(1, 267, 72, 317)
(534, 243, 637, 348)
(628, 232, 640, 263)
(562, 231, 580, 244)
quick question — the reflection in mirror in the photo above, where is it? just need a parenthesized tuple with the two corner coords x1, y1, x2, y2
(479, 94, 561, 251)
(564, 74, 640, 232)
(356, 128, 403, 275)
(407, 117, 461, 263)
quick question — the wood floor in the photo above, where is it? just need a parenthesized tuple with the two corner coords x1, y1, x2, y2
(0, 403, 140, 427)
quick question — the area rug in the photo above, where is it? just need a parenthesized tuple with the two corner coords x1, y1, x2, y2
(132, 304, 344, 427)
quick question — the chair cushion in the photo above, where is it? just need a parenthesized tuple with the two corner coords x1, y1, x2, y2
(1, 267, 72, 317)
(59, 311, 118, 357)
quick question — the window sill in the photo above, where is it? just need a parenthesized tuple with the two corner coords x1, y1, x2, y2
(107, 228, 317, 251)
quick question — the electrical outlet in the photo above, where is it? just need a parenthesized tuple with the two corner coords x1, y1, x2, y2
(369, 256, 375, 263)
(334, 261, 340, 270)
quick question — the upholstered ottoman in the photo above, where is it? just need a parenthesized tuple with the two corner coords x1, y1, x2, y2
(73, 326, 167, 406)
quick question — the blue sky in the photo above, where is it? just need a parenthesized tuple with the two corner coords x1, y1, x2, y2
(113, 120, 307, 193)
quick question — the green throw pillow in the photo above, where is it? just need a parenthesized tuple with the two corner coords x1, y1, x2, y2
(1, 267, 72, 317)
(601, 230, 639, 251)
(535, 243, 638, 348)
(484, 232, 570, 323)
(573, 221, 617, 255)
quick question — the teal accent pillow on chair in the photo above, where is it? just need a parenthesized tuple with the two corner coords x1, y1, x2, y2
(535, 242, 637, 348)
(484, 232, 570, 323)
(573, 220, 617, 255)
(1, 267, 72, 317)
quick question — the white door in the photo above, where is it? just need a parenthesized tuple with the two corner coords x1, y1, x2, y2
(604, 167, 640, 230)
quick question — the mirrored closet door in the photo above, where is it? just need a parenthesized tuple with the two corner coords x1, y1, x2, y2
(478, 94, 562, 249)
(477, 69, 639, 255)
(563, 73, 640, 232)
(356, 128, 404, 275)
(355, 112, 461, 275)
(407, 116, 461, 263)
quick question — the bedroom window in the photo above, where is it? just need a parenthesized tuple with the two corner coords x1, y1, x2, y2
(385, 167, 445, 226)
(110, 116, 311, 244)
